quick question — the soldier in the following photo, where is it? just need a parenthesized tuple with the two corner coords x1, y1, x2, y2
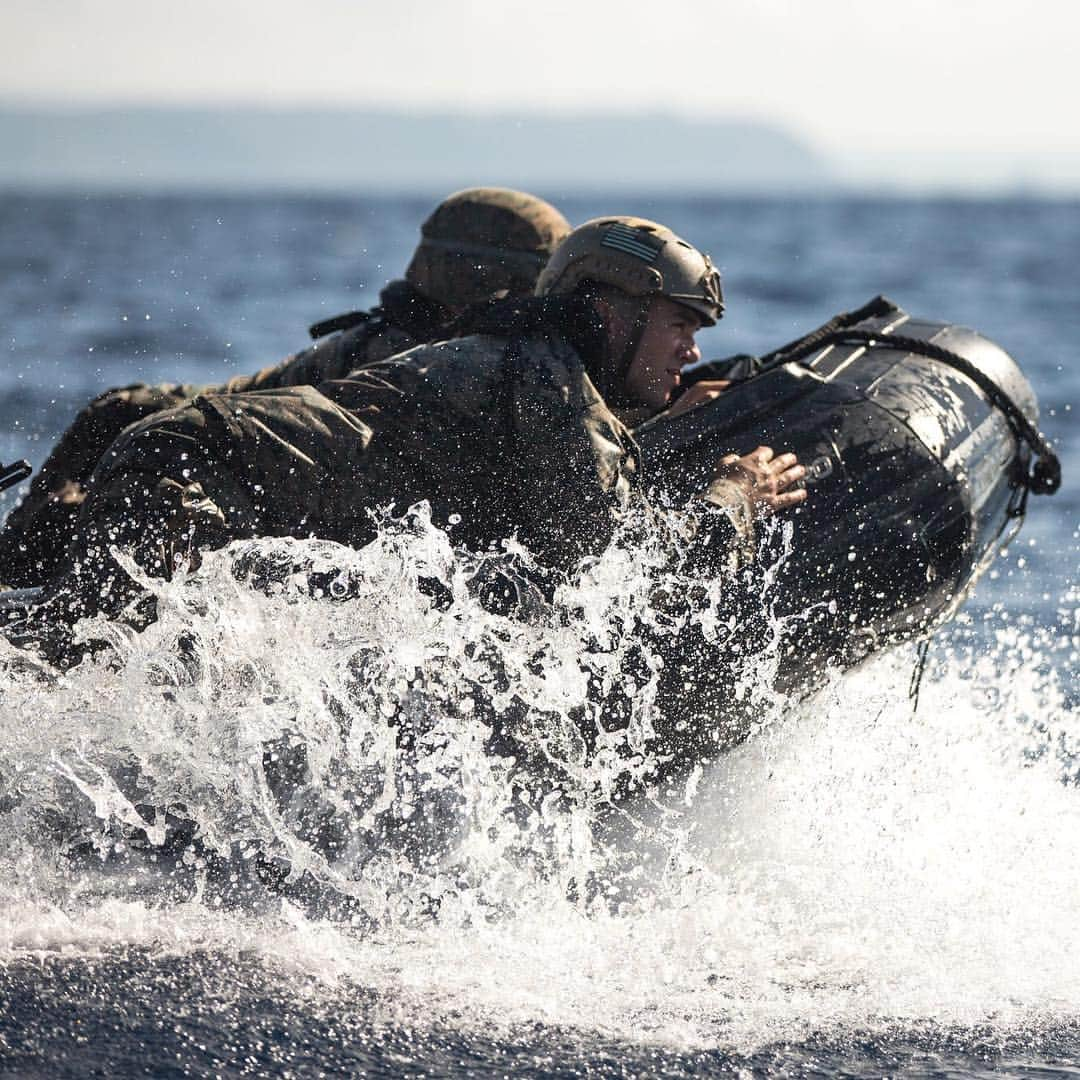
(27, 217, 805, 642)
(0, 187, 571, 588)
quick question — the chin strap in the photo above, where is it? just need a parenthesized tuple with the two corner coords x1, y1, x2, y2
(604, 298, 652, 408)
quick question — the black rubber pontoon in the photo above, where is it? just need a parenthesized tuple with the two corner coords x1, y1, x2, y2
(636, 296, 1061, 688)
(0, 460, 37, 630)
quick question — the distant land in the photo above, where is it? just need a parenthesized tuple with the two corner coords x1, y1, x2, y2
(0, 107, 833, 193)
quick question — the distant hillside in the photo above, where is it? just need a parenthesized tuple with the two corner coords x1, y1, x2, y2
(0, 107, 832, 193)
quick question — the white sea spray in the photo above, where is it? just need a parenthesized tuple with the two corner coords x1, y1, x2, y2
(0, 508, 1076, 1052)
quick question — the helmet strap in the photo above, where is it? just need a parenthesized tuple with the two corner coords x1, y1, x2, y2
(609, 297, 651, 407)
(574, 285, 650, 405)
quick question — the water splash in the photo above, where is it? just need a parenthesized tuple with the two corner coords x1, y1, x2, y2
(0, 507, 1076, 1053)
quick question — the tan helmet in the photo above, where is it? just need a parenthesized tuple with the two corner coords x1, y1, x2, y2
(534, 216, 724, 326)
(405, 188, 571, 311)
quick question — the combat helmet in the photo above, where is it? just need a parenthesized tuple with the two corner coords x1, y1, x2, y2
(406, 188, 571, 311)
(534, 216, 724, 326)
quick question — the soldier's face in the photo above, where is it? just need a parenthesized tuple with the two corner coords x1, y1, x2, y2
(623, 297, 702, 411)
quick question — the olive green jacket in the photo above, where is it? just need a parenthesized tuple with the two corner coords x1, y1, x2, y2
(0, 296, 423, 588)
(75, 334, 639, 583)
(71, 331, 756, 600)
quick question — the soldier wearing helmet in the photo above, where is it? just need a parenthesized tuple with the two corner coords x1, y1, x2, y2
(534, 216, 724, 419)
(17, 213, 804, 653)
(0, 187, 571, 589)
(407, 186, 572, 310)
(533, 216, 805, 516)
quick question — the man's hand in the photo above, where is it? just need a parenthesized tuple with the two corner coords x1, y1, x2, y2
(713, 445, 807, 516)
(665, 379, 732, 419)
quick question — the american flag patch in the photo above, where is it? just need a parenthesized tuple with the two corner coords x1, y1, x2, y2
(600, 222, 664, 263)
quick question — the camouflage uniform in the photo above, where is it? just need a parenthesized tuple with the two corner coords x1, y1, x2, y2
(51, 327, 754, 620)
(0, 280, 447, 588)
(1, 187, 572, 590)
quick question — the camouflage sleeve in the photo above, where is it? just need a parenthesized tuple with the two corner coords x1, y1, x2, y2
(316, 336, 642, 573)
(0, 382, 204, 587)
(692, 476, 758, 573)
(629, 412, 759, 577)
(67, 386, 378, 602)
(219, 324, 418, 394)
(56, 399, 259, 604)
(505, 342, 640, 571)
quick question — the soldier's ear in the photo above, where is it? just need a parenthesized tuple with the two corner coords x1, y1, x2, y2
(590, 293, 616, 327)
(589, 294, 631, 352)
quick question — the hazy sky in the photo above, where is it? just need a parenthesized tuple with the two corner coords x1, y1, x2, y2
(3, 0, 1077, 162)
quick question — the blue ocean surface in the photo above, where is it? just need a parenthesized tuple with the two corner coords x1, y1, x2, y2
(0, 193, 1076, 1077)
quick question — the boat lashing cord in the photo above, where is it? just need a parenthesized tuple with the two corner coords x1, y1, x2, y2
(0, 460, 31, 495)
(773, 329, 1062, 497)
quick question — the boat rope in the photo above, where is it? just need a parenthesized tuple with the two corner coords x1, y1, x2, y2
(756, 294, 901, 368)
(909, 635, 933, 715)
(0, 460, 31, 495)
(776, 329, 1062, 497)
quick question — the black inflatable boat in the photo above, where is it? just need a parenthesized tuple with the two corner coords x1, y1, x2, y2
(0, 297, 1061, 684)
(636, 295, 1061, 689)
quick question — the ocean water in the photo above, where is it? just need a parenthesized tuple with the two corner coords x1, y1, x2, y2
(0, 192, 1076, 1077)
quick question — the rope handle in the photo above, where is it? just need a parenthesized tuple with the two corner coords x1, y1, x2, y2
(777, 329, 1062, 496)
(0, 460, 31, 495)
(308, 309, 376, 341)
